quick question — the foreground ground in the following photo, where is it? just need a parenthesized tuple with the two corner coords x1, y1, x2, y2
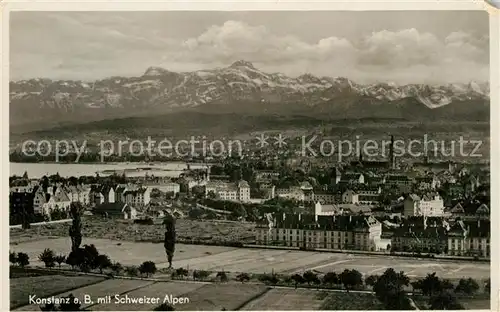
(11, 237, 490, 280)
(11, 272, 490, 311)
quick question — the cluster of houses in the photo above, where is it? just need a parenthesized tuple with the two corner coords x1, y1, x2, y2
(9, 179, 182, 221)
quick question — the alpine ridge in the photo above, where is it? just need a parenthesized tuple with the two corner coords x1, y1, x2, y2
(10, 60, 490, 130)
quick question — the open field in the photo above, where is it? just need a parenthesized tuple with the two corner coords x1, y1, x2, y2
(240, 288, 326, 310)
(175, 283, 269, 311)
(11, 237, 490, 280)
(10, 274, 105, 309)
(90, 281, 206, 311)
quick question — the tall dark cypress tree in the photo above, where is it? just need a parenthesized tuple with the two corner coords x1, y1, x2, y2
(69, 203, 82, 252)
(163, 212, 176, 268)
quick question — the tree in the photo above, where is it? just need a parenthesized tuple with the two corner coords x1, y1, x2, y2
(54, 255, 66, 268)
(216, 271, 228, 282)
(81, 244, 100, 272)
(125, 266, 139, 277)
(154, 303, 175, 311)
(365, 275, 379, 287)
(291, 274, 305, 289)
(415, 272, 443, 296)
(9, 251, 17, 266)
(96, 254, 112, 274)
(429, 291, 464, 310)
(39, 248, 56, 268)
(163, 214, 176, 268)
(69, 203, 83, 252)
(303, 271, 318, 286)
(455, 278, 479, 295)
(110, 262, 123, 275)
(236, 273, 250, 283)
(139, 261, 157, 277)
(485, 278, 491, 294)
(340, 269, 363, 292)
(17, 252, 30, 268)
(66, 249, 84, 270)
(322, 272, 339, 287)
(174, 267, 188, 279)
(193, 270, 210, 281)
(373, 268, 411, 310)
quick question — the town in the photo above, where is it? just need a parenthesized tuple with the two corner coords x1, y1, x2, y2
(10, 136, 490, 260)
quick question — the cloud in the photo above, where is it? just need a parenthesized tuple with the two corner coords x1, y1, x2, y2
(168, 21, 489, 84)
(10, 17, 489, 84)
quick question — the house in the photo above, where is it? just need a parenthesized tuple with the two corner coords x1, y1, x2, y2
(447, 219, 490, 258)
(276, 186, 305, 201)
(386, 175, 413, 192)
(123, 187, 152, 206)
(415, 176, 439, 190)
(342, 190, 359, 204)
(205, 180, 251, 202)
(44, 191, 71, 212)
(90, 185, 115, 206)
(339, 173, 365, 185)
(313, 192, 336, 204)
(357, 186, 381, 204)
(403, 193, 445, 217)
(391, 217, 448, 253)
(93, 202, 138, 219)
(10, 191, 35, 224)
(32, 186, 47, 214)
(145, 182, 181, 195)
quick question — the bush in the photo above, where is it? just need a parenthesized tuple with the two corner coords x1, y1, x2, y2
(455, 278, 479, 295)
(54, 255, 66, 268)
(96, 254, 112, 274)
(216, 271, 228, 282)
(154, 303, 175, 311)
(39, 248, 56, 268)
(16, 252, 30, 268)
(125, 266, 139, 277)
(139, 261, 157, 277)
(9, 251, 18, 266)
(111, 262, 123, 275)
(236, 272, 250, 283)
(193, 270, 210, 281)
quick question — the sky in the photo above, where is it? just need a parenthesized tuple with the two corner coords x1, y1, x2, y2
(10, 11, 490, 84)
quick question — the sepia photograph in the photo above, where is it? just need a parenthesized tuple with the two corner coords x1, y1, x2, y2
(6, 6, 493, 311)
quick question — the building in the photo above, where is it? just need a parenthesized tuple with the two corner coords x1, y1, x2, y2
(90, 185, 116, 206)
(10, 191, 35, 224)
(339, 173, 365, 185)
(415, 176, 439, 190)
(205, 180, 251, 202)
(123, 187, 152, 206)
(146, 182, 181, 195)
(276, 186, 305, 201)
(255, 213, 382, 251)
(403, 193, 445, 217)
(43, 191, 71, 212)
(93, 202, 138, 219)
(342, 190, 359, 204)
(386, 175, 413, 192)
(313, 192, 336, 204)
(391, 217, 448, 253)
(447, 219, 490, 258)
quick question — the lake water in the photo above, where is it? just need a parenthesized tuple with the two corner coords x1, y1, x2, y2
(10, 162, 209, 178)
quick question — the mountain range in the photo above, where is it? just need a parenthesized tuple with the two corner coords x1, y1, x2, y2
(10, 60, 490, 133)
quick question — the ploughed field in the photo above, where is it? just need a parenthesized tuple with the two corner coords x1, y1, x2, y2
(10, 217, 256, 245)
(11, 237, 490, 280)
